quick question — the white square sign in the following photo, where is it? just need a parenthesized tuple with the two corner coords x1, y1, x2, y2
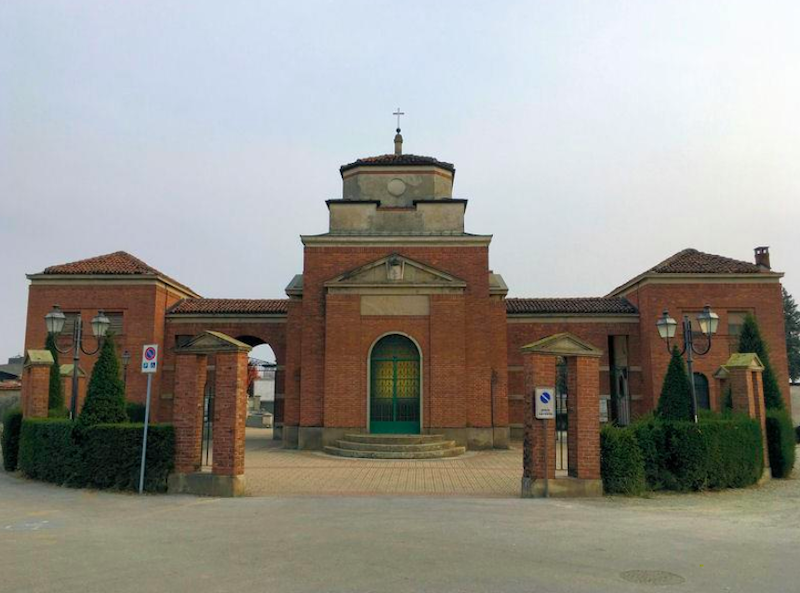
(141, 344, 159, 374)
(535, 387, 555, 420)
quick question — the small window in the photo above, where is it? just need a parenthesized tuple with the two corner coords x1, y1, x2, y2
(175, 335, 193, 348)
(60, 312, 79, 337)
(728, 311, 749, 337)
(105, 312, 124, 336)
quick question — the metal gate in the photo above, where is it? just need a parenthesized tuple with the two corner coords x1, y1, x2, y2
(201, 380, 214, 467)
(369, 335, 421, 434)
(555, 357, 569, 473)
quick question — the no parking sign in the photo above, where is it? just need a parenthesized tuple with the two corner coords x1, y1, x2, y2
(534, 387, 555, 420)
(141, 344, 158, 374)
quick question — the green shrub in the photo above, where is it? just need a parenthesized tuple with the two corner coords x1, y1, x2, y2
(1, 407, 23, 472)
(80, 424, 174, 492)
(600, 425, 645, 495)
(126, 402, 147, 423)
(48, 407, 70, 419)
(631, 417, 676, 490)
(656, 347, 694, 422)
(738, 314, 784, 410)
(631, 414, 763, 491)
(17, 418, 174, 493)
(77, 334, 126, 430)
(765, 410, 796, 478)
(795, 423, 800, 444)
(18, 419, 81, 486)
(45, 333, 64, 411)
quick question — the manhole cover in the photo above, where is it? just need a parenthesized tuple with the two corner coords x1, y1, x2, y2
(620, 570, 685, 586)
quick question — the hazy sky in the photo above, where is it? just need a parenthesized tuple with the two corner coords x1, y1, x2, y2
(2, 1, 798, 359)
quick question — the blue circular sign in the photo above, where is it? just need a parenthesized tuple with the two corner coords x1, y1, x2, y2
(144, 347, 157, 361)
(539, 391, 551, 404)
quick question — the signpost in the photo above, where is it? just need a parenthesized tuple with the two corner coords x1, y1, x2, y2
(138, 344, 158, 494)
(535, 387, 555, 497)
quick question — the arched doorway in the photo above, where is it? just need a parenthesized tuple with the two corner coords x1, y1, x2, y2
(693, 372, 710, 410)
(369, 334, 421, 434)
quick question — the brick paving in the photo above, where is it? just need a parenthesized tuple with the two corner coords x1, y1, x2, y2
(244, 428, 523, 497)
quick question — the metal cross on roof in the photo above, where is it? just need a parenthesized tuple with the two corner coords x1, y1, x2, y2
(393, 108, 405, 131)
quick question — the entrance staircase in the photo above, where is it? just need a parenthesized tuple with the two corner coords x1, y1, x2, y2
(324, 434, 465, 459)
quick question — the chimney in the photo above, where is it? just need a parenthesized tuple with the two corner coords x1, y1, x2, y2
(754, 246, 771, 270)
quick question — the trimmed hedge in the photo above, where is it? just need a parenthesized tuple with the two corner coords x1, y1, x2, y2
(600, 425, 645, 495)
(18, 418, 174, 492)
(82, 424, 174, 492)
(1, 407, 23, 472)
(126, 402, 147, 423)
(18, 419, 82, 485)
(601, 414, 764, 493)
(765, 410, 796, 478)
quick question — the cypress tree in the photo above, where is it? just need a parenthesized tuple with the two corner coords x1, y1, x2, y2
(44, 333, 64, 411)
(738, 314, 784, 410)
(656, 346, 694, 422)
(784, 288, 800, 382)
(77, 334, 127, 429)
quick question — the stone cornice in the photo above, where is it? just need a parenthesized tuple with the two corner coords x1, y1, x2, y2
(26, 273, 201, 299)
(607, 272, 783, 298)
(301, 234, 492, 247)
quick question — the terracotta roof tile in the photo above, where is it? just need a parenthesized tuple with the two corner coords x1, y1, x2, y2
(168, 298, 289, 315)
(41, 251, 197, 295)
(340, 154, 455, 174)
(648, 248, 761, 274)
(506, 297, 637, 315)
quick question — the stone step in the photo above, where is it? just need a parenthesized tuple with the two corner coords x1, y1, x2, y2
(335, 439, 457, 452)
(343, 433, 446, 445)
(324, 445, 466, 460)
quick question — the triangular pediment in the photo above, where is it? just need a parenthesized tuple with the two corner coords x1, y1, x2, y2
(724, 352, 765, 371)
(521, 333, 603, 358)
(324, 253, 467, 291)
(177, 331, 251, 354)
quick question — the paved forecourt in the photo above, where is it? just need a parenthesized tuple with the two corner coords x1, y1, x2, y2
(244, 429, 522, 496)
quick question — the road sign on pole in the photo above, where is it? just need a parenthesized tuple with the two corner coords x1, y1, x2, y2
(535, 387, 555, 420)
(139, 344, 158, 494)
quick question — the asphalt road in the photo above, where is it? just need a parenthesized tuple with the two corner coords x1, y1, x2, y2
(1, 459, 798, 593)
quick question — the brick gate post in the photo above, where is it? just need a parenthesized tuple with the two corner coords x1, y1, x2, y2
(213, 349, 249, 478)
(172, 352, 207, 474)
(521, 351, 556, 494)
(567, 355, 601, 480)
(726, 353, 769, 471)
(21, 350, 54, 418)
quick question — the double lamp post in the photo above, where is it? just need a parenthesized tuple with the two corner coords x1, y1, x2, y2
(655, 304, 720, 423)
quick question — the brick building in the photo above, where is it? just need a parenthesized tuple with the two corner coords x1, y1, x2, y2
(22, 134, 791, 450)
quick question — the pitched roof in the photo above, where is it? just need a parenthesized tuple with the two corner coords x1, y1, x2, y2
(648, 248, 761, 274)
(506, 297, 637, 316)
(340, 154, 455, 175)
(40, 251, 197, 295)
(168, 298, 289, 315)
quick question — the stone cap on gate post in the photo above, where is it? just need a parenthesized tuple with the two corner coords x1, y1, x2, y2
(520, 332, 603, 358)
(24, 350, 55, 367)
(174, 331, 251, 354)
(723, 352, 765, 372)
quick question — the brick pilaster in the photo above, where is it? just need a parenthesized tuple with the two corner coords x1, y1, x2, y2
(567, 356, 601, 479)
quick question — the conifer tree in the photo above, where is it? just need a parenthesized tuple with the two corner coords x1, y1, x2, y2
(656, 346, 694, 422)
(77, 334, 126, 428)
(44, 333, 64, 411)
(784, 288, 800, 382)
(738, 314, 784, 410)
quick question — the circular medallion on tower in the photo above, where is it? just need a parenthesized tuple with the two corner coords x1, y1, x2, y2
(387, 178, 406, 197)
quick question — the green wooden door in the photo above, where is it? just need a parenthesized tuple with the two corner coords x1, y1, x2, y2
(370, 335, 421, 434)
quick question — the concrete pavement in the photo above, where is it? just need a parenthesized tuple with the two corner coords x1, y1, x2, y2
(0, 450, 798, 593)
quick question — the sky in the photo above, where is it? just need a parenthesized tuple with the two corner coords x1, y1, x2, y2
(1, 0, 798, 359)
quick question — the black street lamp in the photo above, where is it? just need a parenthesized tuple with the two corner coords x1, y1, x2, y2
(656, 304, 720, 423)
(121, 350, 131, 394)
(45, 305, 110, 419)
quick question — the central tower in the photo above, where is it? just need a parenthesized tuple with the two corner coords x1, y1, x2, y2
(282, 130, 510, 451)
